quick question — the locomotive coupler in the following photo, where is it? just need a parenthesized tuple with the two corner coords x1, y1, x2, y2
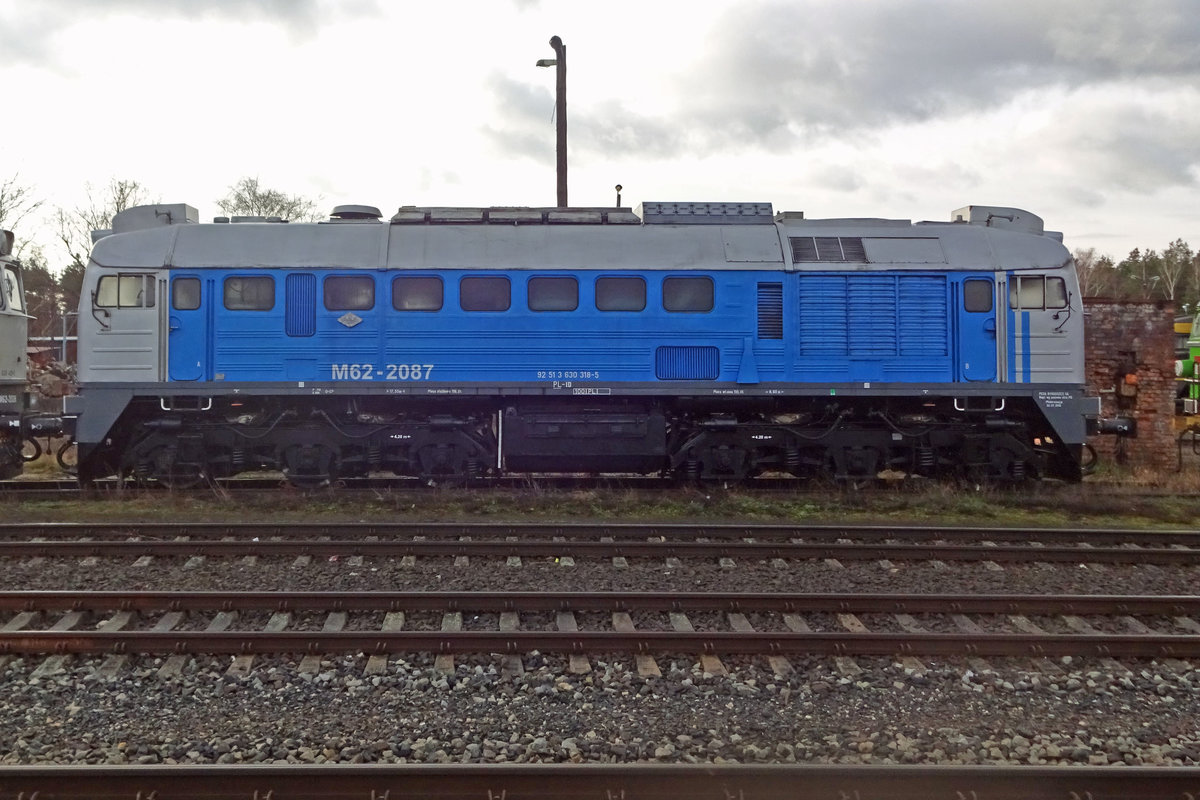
(1088, 417, 1137, 437)
(22, 414, 64, 438)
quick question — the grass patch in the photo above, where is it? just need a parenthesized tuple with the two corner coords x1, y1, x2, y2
(2, 479, 1198, 528)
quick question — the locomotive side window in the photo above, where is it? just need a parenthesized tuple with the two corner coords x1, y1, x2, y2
(172, 278, 201, 311)
(1010, 276, 1044, 309)
(1009, 275, 1067, 310)
(96, 274, 156, 308)
(223, 276, 275, 310)
(595, 277, 646, 311)
(963, 279, 993, 312)
(460, 276, 510, 312)
(663, 276, 713, 312)
(528, 276, 578, 312)
(392, 276, 443, 311)
(324, 276, 374, 311)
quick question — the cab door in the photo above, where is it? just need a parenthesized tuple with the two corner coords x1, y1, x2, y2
(168, 275, 209, 381)
(956, 276, 997, 381)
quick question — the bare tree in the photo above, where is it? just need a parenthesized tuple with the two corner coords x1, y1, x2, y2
(216, 177, 322, 222)
(54, 178, 155, 271)
(1154, 239, 1193, 302)
(0, 174, 44, 256)
(1075, 247, 1100, 297)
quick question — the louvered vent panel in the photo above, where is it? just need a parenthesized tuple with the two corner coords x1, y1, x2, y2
(790, 237, 818, 261)
(840, 237, 866, 261)
(898, 276, 948, 355)
(285, 273, 316, 337)
(790, 236, 867, 262)
(797, 275, 848, 354)
(757, 282, 783, 339)
(655, 346, 720, 380)
(849, 275, 898, 356)
(815, 237, 844, 261)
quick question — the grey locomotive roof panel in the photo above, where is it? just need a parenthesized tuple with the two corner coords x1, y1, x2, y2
(88, 204, 1072, 273)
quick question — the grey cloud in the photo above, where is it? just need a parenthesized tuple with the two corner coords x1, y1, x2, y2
(807, 164, 866, 194)
(688, 0, 1200, 136)
(0, 0, 381, 66)
(1053, 106, 1200, 192)
(482, 74, 557, 160)
(486, 0, 1200, 167)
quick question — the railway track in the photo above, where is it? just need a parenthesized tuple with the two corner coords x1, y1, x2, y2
(3, 473, 1200, 499)
(1, 764, 1197, 800)
(3, 589, 1200, 661)
(2, 522, 1200, 566)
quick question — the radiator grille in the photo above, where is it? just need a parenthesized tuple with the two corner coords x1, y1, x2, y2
(757, 283, 783, 339)
(285, 273, 316, 337)
(655, 346, 720, 380)
(798, 274, 947, 356)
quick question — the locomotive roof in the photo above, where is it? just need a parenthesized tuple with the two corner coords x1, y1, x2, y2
(90, 203, 1073, 273)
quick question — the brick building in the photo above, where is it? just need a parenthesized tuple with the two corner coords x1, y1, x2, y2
(1083, 299, 1176, 472)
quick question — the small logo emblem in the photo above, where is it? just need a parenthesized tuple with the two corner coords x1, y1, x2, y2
(338, 312, 363, 328)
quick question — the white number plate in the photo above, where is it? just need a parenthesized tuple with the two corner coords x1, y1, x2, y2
(331, 363, 434, 381)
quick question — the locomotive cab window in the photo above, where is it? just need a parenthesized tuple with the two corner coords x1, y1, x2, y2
(663, 276, 713, 312)
(1046, 277, 1068, 309)
(595, 276, 646, 311)
(460, 276, 510, 312)
(392, 276, 443, 311)
(96, 274, 156, 308)
(2, 267, 21, 312)
(223, 276, 275, 310)
(1009, 275, 1068, 310)
(528, 276, 578, 312)
(172, 277, 201, 311)
(963, 279, 993, 313)
(324, 276, 374, 311)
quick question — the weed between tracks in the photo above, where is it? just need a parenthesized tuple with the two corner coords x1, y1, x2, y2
(2, 476, 1199, 528)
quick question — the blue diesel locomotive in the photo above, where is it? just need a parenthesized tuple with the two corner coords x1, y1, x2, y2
(68, 200, 1089, 486)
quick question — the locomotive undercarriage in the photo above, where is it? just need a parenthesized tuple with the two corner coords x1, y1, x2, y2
(103, 399, 496, 488)
(85, 393, 1078, 487)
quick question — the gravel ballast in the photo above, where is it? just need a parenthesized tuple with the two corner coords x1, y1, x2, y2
(2, 546, 1199, 766)
(3, 652, 1199, 766)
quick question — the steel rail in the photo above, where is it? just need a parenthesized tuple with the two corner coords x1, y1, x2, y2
(2, 589, 1199, 615)
(2, 537, 1198, 565)
(0, 764, 1196, 800)
(2, 521, 1200, 546)
(3, 591, 1200, 658)
(4, 629, 1200, 658)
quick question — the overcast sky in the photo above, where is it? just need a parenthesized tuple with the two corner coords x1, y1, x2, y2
(2, 0, 1198, 268)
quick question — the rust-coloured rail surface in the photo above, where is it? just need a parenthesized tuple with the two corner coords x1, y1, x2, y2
(3, 520, 1200, 546)
(2, 524, 1200, 565)
(3, 590, 1200, 659)
(0, 764, 1197, 799)
(3, 588, 1199, 615)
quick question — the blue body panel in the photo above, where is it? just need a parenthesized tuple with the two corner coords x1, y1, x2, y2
(167, 268, 1000, 388)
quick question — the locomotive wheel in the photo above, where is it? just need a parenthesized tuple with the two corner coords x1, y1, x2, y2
(124, 435, 208, 489)
(280, 442, 338, 489)
(695, 444, 752, 486)
(416, 442, 473, 486)
(129, 450, 206, 489)
(150, 447, 207, 489)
